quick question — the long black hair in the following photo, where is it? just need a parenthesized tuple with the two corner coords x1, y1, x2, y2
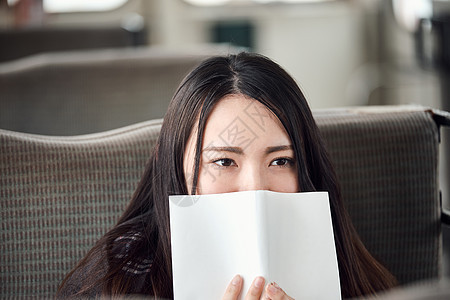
(58, 52, 397, 298)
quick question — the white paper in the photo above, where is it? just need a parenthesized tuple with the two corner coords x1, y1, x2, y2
(169, 190, 341, 300)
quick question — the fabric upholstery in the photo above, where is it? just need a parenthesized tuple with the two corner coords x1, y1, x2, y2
(315, 106, 441, 285)
(1, 120, 162, 297)
(0, 105, 443, 298)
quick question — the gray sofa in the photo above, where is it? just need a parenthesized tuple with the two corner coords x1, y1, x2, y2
(0, 45, 239, 136)
(1, 105, 449, 298)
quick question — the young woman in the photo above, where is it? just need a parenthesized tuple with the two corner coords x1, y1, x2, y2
(58, 52, 397, 299)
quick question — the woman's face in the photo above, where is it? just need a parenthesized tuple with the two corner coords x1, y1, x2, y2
(184, 95, 299, 194)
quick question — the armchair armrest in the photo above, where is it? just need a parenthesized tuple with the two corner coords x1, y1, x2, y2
(442, 208, 450, 225)
(433, 109, 450, 226)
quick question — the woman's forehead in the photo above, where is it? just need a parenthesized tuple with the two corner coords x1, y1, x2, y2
(202, 95, 289, 150)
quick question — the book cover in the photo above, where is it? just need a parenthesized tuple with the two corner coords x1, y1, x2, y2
(169, 190, 341, 299)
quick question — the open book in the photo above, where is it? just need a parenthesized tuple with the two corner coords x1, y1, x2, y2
(169, 190, 341, 299)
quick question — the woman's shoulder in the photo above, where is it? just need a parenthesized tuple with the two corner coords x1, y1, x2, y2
(57, 249, 106, 298)
(111, 231, 154, 275)
(58, 230, 154, 298)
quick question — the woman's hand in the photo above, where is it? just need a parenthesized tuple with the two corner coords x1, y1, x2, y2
(222, 275, 295, 300)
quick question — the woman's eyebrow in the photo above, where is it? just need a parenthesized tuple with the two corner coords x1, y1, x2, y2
(202, 146, 244, 155)
(265, 145, 293, 154)
(201, 145, 292, 155)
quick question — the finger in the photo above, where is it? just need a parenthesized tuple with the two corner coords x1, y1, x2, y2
(265, 282, 295, 300)
(244, 276, 265, 300)
(222, 275, 243, 300)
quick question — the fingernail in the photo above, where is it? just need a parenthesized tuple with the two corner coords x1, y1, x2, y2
(254, 276, 264, 288)
(268, 282, 280, 295)
(232, 275, 241, 286)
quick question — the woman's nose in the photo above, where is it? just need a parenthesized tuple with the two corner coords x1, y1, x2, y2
(237, 166, 267, 191)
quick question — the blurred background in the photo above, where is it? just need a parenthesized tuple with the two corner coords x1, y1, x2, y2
(0, 0, 449, 201)
(1, 0, 449, 123)
(0, 0, 449, 283)
(0, 0, 449, 107)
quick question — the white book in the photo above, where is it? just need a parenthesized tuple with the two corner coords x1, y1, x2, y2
(169, 190, 341, 300)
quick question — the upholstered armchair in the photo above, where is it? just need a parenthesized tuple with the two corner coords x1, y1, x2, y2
(1, 105, 449, 298)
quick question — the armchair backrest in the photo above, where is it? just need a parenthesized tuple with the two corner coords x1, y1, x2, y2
(0, 46, 235, 135)
(315, 106, 443, 285)
(0, 105, 445, 298)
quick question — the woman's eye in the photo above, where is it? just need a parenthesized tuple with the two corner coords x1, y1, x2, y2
(270, 158, 294, 167)
(213, 158, 236, 167)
